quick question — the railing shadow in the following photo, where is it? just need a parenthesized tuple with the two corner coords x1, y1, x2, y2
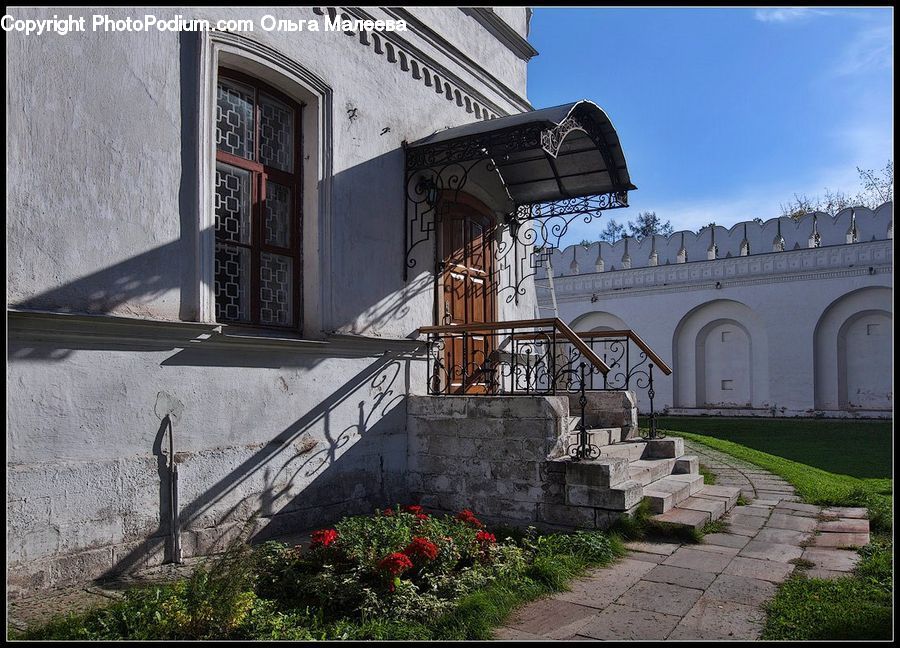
(99, 352, 408, 581)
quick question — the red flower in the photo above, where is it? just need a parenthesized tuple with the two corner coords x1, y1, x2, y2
(456, 509, 484, 528)
(403, 536, 439, 562)
(415, 512, 430, 521)
(403, 505, 424, 515)
(382, 507, 395, 517)
(377, 552, 414, 576)
(475, 531, 496, 545)
(310, 528, 339, 548)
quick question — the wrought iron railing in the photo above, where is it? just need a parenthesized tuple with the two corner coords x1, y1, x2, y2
(420, 318, 610, 397)
(576, 330, 673, 439)
(420, 320, 672, 443)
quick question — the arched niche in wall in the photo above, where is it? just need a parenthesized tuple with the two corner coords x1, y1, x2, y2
(695, 319, 752, 407)
(814, 287, 893, 411)
(672, 299, 769, 408)
(570, 311, 629, 332)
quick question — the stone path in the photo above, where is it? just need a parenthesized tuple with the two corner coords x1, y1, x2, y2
(495, 440, 871, 641)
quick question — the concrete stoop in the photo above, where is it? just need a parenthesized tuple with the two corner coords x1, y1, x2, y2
(554, 433, 741, 532)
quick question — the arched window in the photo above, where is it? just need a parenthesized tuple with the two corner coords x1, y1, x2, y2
(214, 69, 303, 328)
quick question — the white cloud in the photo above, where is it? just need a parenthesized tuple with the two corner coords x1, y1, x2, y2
(834, 24, 893, 76)
(753, 8, 830, 23)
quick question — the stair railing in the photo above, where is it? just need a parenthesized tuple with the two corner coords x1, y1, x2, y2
(575, 330, 673, 439)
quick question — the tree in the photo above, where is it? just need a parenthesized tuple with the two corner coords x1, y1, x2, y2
(779, 160, 893, 219)
(597, 218, 625, 243)
(626, 211, 674, 241)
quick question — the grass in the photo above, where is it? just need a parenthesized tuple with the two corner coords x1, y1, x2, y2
(698, 463, 717, 485)
(659, 424, 891, 534)
(763, 537, 892, 640)
(656, 416, 892, 493)
(657, 417, 893, 640)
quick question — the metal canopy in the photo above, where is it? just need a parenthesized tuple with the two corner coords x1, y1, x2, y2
(403, 100, 635, 304)
(406, 100, 636, 204)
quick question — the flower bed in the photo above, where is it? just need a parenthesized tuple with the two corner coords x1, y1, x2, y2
(18, 505, 624, 640)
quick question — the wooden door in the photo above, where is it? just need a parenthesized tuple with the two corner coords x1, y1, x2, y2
(440, 195, 496, 394)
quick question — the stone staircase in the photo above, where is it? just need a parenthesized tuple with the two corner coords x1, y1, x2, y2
(558, 422, 741, 532)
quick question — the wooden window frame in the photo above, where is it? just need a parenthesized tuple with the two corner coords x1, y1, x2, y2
(215, 67, 304, 331)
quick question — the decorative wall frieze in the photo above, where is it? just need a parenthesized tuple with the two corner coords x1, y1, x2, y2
(313, 7, 519, 120)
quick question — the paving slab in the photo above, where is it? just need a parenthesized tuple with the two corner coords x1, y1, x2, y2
(689, 542, 741, 557)
(821, 507, 868, 519)
(663, 547, 733, 573)
(752, 498, 782, 506)
(642, 564, 717, 591)
(667, 595, 765, 640)
(817, 519, 870, 534)
(725, 513, 767, 531)
(652, 507, 710, 530)
(702, 533, 751, 549)
(726, 523, 763, 537)
(493, 626, 545, 640)
(576, 604, 683, 640)
(623, 541, 680, 556)
(739, 539, 804, 563)
(723, 556, 795, 583)
(754, 527, 812, 545)
(812, 532, 870, 548)
(801, 547, 861, 572)
(505, 597, 598, 637)
(553, 558, 655, 609)
(775, 501, 821, 516)
(730, 504, 772, 517)
(616, 580, 704, 617)
(767, 512, 818, 532)
(626, 551, 668, 564)
(704, 573, 778, 607)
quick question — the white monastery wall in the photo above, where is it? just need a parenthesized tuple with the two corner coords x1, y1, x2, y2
(538, 204, 893, 418)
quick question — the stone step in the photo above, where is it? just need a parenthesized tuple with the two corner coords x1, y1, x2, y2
(597, 440, 648, 462)
(565, 418, 624, 448)
(649, 484, 742, 531)
(642, 473, 705, 513)
(627, 457, 677, 485)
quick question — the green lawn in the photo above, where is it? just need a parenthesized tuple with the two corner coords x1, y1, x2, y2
(656, 416, 893, 640)
(655, 416, 892, 496)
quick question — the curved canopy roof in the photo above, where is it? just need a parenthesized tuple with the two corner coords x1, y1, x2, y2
(407, 100, 636, 205)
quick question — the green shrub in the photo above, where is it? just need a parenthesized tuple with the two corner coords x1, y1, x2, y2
(20, 504, 627, 641)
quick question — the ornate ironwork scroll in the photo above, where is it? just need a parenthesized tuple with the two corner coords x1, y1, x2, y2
(495, 193, 627, 304)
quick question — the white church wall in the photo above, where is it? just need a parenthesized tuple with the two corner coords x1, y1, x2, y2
(538, 204, 893, 418)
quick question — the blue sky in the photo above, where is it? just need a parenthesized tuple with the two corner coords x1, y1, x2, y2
(527, 7, 893, 237)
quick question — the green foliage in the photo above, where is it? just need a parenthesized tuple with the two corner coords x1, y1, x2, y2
(20, 506, 626, 641)
(698, 463, 717, 485)
(663, 427, 892, 534)
(655, 416, 892, 480)
(700, 519, 728, 535)
(763, 538, 893, 641)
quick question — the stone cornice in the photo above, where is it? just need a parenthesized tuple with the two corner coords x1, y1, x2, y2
(458, 8, 539, 61)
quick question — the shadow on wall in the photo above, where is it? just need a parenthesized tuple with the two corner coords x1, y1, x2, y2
(102, 351, 409, 580)
(10, 30, 435, 357)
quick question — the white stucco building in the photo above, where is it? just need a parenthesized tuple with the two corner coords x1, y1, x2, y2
(537, 205, 894, 417)
(8, 6, 646, 592)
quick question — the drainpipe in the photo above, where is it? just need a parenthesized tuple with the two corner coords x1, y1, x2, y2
(167, 416, 182, 564)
